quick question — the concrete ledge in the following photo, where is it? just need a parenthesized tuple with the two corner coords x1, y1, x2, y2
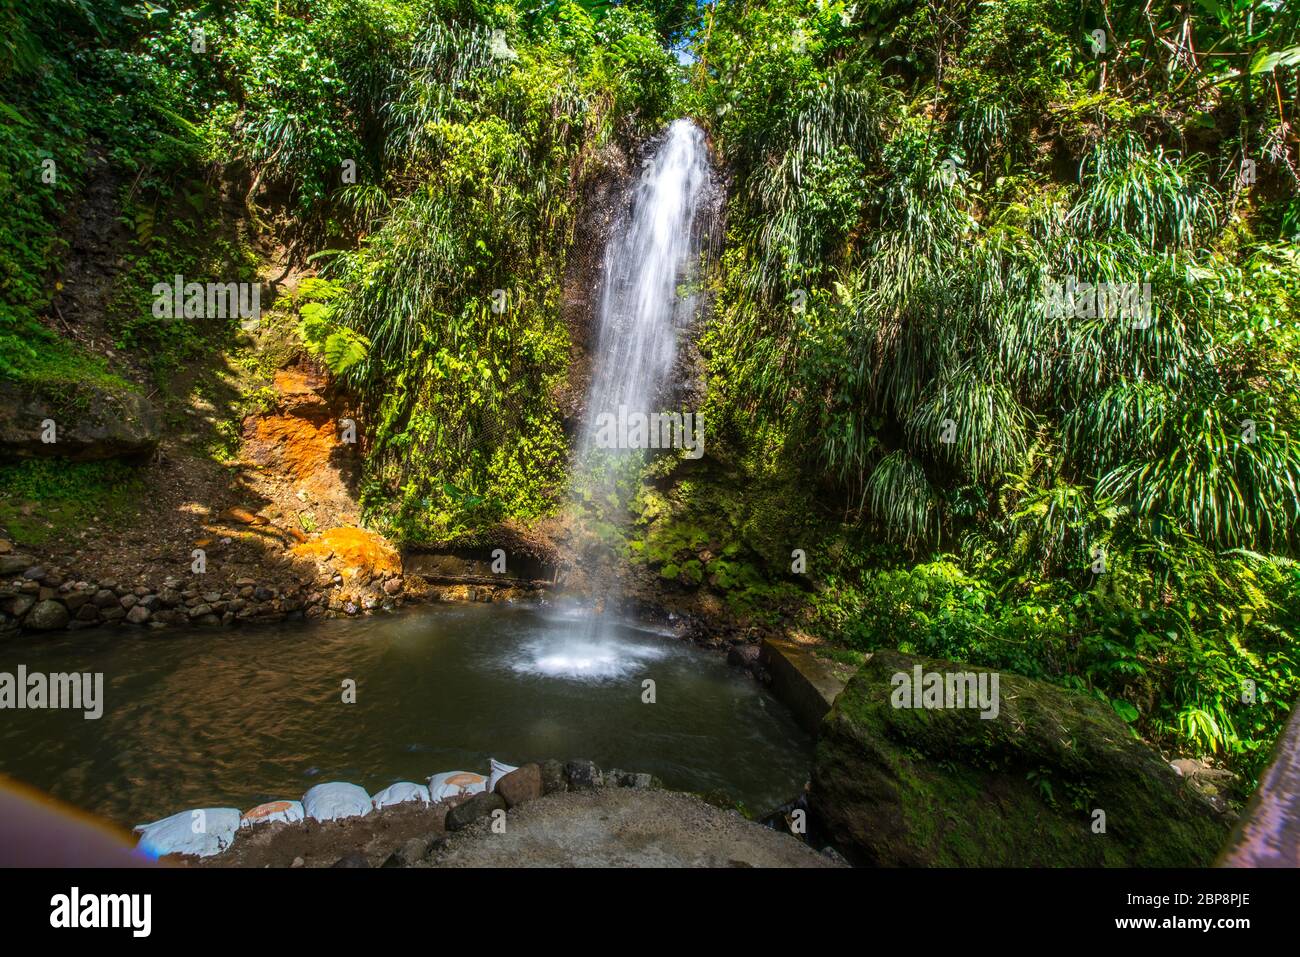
(760, 638, 849, 736)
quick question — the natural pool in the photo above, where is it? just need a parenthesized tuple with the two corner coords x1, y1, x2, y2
(0, 602, 814, 827)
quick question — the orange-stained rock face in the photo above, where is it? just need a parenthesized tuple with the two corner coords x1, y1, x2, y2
(246, 410, 336, 487)
(272, 368, 326, 401)
(292, 526, 400, 582)
(240, 366, 358, 523)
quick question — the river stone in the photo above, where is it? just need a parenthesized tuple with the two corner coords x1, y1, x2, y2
(63, 590, 91, 612)
(381, 836, 440, 868)
(727, 643, 761, 670)
(8, 594, 35, 618)
(540, 759, 567, 795)
(0, 555, 30, 576)
(445, 792, 507, 832)
(126, 605, 151, 625)
(809, 649, 1231, 867)
(25, 600, 69, 631)
(564, 760, 603, 791)
(496, 764, 543, 808)
(608, 769, 659, 789)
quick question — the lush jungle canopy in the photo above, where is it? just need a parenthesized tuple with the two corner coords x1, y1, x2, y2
(2, 0, 1299, 781)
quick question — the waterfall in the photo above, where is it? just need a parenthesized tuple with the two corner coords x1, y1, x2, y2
(577, 118, 713, 461)
(525, 119, 713, 679)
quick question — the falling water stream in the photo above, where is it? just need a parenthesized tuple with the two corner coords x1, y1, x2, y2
(578, 118, 713, 458)
(522, 120, 714, 679)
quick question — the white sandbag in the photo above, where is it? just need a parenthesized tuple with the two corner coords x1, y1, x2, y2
(427, 770, 487, 802)
(240, 800, 305, 828)
(302, 782, 372, 822)
(370, 782, 431, 810)
(133, 807, 241, 859)
(487, 758, 519, 792)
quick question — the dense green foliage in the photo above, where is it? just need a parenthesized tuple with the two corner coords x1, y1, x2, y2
(0, 457, 143, 546)
(319, 5, 680, 541)
(690, 0, 1300, 777)
(1, 1, 197, 383)
(0, 0, 311, 387)
(4, 0, 1299, 784)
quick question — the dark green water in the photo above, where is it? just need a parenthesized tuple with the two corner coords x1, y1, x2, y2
(0, 602, 813, 826)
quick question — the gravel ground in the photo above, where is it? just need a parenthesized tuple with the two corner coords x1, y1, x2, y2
(188, 800, 453, 868)
(421, 789, 844, 868)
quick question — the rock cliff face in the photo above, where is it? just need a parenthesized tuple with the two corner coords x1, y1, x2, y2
(810, 649, 1232, 866)
(239, 367, 360, 525)
(556, 140, 633, 431)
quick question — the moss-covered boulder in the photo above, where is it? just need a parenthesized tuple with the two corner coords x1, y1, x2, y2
(0, 379, 160, 462)
(810, 649, 1231, 866)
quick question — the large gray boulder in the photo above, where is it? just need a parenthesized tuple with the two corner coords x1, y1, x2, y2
(0, 379, 160, 461)
(810, 649, 1231, 866)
